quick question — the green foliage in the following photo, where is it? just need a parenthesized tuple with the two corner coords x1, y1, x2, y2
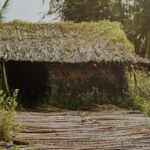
(0, 110, 15, 142)
(0, 90, 18, 142)
(0, 90, 18, 111)
(48, 0, 150, 58)
(130, 0, 150, 58)
(126, 69, 150, 115)
(61, 0, 113, 22)
(48, 0, 127, 22)
(0, 20, 34, 30)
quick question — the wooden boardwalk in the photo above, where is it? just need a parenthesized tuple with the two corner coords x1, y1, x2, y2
(15, 110, 150, 150)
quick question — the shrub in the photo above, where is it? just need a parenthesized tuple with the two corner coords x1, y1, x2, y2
(0, 90, 18, 111)
(0, 110, 15, 141)
(127, 69, 150, 115)
(142, 101, 150, 116)
(0, 89, 18, 142)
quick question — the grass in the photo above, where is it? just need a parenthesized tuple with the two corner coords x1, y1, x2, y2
(0, 110, 15, 141)
(0, 89, 19, 142)
(0, 20, 134, 53)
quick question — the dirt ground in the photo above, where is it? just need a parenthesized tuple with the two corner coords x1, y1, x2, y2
(15, 108, 150, 150)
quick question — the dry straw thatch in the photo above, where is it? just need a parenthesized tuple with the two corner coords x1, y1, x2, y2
(0, 20, 135, 63)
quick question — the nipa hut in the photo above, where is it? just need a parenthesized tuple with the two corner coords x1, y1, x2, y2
(0, 20, 135, 107)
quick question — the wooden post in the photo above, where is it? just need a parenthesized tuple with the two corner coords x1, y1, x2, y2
(2, 62, 10, 94)
(0, 63, 3, 90)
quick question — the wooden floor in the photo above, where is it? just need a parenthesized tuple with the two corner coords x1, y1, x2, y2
(15, 110, 150, 150)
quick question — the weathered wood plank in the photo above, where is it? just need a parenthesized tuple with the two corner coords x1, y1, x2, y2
(15, 111, 150, 149)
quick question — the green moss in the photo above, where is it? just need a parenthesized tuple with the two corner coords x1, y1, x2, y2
(58, 20, 134, 52)
(0, 20, 134, 53)
(62, 21, 134, 52)
(0, 20, 34, 30)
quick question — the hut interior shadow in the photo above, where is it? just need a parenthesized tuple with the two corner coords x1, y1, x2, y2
(6, 61, 48, 107)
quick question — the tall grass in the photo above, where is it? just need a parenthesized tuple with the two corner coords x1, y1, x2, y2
(0, 89, 18, 142)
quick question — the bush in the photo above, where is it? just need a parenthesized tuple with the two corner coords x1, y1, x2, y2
(142, 101, 150, 116)
(127, 69, 150, 115)
(0, 110, 15, 141)
(0, 89, 18, 142)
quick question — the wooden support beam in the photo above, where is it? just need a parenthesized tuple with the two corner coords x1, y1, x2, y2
(2, 62, 10, 94)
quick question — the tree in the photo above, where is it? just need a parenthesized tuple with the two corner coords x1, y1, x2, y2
(61, 0, 113, 22)
(48, 0, 134, 22)
(133, 0, 150, 57)
(48, 0, 113, 22)
(47, 0, 150, 58)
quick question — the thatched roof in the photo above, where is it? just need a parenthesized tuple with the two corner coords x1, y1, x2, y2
(0, 20, 135, 63)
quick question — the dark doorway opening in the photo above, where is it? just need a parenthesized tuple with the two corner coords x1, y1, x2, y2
(6, 61, 48, 107)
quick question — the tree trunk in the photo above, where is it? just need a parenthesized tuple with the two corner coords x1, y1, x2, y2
(145, 31, 150, 58)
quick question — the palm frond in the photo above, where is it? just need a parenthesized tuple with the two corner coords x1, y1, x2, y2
(0, 0, 10, 22)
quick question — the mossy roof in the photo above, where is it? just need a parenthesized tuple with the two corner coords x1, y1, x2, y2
(0, 20, 135, 63)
